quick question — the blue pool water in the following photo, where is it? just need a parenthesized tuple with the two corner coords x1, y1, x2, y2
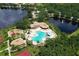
(32, 31, 46, 43)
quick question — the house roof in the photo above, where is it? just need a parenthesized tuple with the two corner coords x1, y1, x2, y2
(17, 50, 31, 56)
(30, 21, 49, 29)
(10, 38, 26, 46)
(0, 35, 3, 43)
(8, 29, 23, 37)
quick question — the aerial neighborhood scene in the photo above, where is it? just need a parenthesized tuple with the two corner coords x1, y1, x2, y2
(0, 3, 79, 56)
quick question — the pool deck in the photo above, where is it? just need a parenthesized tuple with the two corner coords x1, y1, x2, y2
(25, 27, 57, 45)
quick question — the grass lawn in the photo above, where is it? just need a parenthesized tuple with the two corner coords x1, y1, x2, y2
(68, 28, 79, 37)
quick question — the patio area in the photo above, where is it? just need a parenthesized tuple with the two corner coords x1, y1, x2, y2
(25, 21, 57, 46)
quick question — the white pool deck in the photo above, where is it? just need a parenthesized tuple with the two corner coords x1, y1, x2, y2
(25, 27, 57, 45)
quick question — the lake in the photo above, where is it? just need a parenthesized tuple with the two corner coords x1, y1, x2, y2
(49, 18, 78, 33)
(0, 9, 27, 28)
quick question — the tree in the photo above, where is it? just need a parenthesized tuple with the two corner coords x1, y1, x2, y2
(27, 46, 39, 56)
(37, 10, 48, 22)
(15, 18, 31, 30)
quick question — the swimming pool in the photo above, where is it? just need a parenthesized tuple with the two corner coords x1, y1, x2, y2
(32, 31, 46, 43)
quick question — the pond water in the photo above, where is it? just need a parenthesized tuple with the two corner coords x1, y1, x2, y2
(49, 18, 78, 33)
(0, 9, 27, 28)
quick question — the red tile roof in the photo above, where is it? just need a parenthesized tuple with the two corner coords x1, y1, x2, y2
(17, 50, 31, 56)
(0, 35, 3, 43)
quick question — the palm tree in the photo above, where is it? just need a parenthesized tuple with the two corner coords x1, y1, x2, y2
(68, 16, 74, 24)
(64, 16, 71, 23)
(77, 18, 79, 23)
(48, 12, 54, 18)
(70, 16, 74, 21)
(45, 8, 48, 12)
(58, 12, 61, 19)
(71, 17, 77, 25)
(77, 18, 79, 26)
(58, 12, 65, 22)
(53, 12, 59, 20)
